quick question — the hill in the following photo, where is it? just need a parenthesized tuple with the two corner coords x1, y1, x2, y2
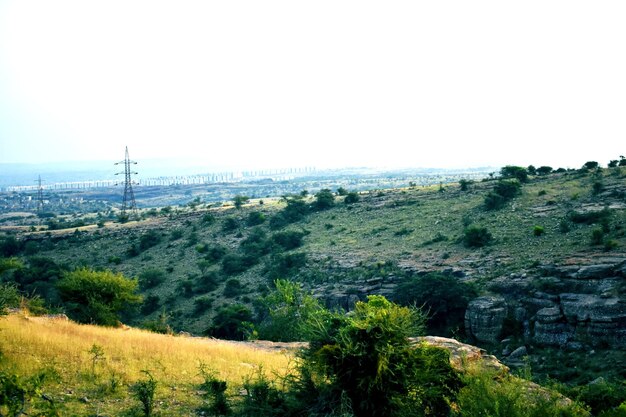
(1, 164, 626, 385)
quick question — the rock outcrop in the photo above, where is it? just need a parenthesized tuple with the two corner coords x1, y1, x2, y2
(469, 258, 626, 350)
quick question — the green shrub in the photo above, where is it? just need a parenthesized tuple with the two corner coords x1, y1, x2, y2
(568, 208, 611, 225)
(138, 230, 162, 251)
(294, 296, 461, 417)
(240, 369, 288, 416)
(459, 179, 474, 191)
(344, 192, 360, 204)
(221, 217, 239, 233)
(201, 212, 216, 225)
(197, 364, 232, 416)
(130, 371, 157, 417)
(221, 254, 256, 275)
(141, 295, 161, 315)
(223, 278, 245, 298)
(311, 189, 335, 211)
(264, 252, 307, 281)
(193, 296, 213, 315)
(271, 230, 305, 251)
(57, 268, 141, 326)
(463, 226, 493, 248)
(257, 279, 324, 342)
(138, 268, 166, 290)
(246, 211, 266, 226)
(604, 239, 619, 251)
(204, 245, 228, 264)
(195, 271, 220, 293)
(0, 282, 20, 315)
(500, 166, 528, 183)
(205, 304, 254, 340)
(393, 272, 477, 336)
(591, 228, 605, 245)
(533, 225, 545, 237)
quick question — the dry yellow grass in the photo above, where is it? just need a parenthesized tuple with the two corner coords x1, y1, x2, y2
(0, 313, 293, 416)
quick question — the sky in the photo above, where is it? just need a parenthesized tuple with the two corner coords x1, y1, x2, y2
(1, 1, 625, 171)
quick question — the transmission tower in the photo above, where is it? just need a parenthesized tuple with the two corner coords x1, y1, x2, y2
(35, 175, 44, 212)
(115, 146, 138, 218)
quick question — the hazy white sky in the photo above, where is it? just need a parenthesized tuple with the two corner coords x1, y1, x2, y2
(1, 1, 625, 170)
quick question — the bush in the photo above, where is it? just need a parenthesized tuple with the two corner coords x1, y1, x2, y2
(130, 371, 157, 417)
(222, 217, 239, 233)
(205, 304, 254, 340)
(463, 226, 493, 248)
(569, 208, 611, 225)
(257, 279, 324, 342)
(193, 296, 213, 315)
(139, 230, 162, 251)
(344, 191, 360, 204)
(201, 212, 215, 225)
(138, 268, 166, 290)
(485, 179, 521, 210)
(533, 225, 545, 237)
(0, 283, 20, 315)
(204, 245, 228, 264)
(141, 295, 161, 315)
(271, 231, 305, 251)
(221, 254, 256, 276)
(0, 237, 22, 257)
(270, 196, 309, 229)
(240, 228, 271, 257)
(57, 268, 141, 326)
(197, 364, 232, 416)
(459, 179, 474, 191)
(537, 166, 553, 175)
(293, 296, 462, 417)
(591, 228, 605, 245)
(393, 272, 478, 336)
(246, 211, 266, 226)
(223, 278, 245, 298)
(264, 253, 307, 281)
(500, 166, 528, 182)
(311, 189, 335, 211)
(195, 271, 220, 293)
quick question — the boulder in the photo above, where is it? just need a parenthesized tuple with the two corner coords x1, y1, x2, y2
(465, 296, 508, 344)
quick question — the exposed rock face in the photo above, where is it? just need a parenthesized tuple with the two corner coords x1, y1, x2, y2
(465, 296, 508, 344)
(473, 258, 626, 350)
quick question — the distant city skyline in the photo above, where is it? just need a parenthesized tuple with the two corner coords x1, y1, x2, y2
(1, 1, 624, 170)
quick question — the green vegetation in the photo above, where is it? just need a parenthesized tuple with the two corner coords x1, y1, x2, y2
(57, 268, 142, 326)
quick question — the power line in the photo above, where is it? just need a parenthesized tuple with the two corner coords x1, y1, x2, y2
(35, 175, 44, 212)
(115, 146, 138, 219)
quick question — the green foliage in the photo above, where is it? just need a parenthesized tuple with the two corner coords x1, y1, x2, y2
(271, 230, 305, 251)
(0, 237, 22, 257)
(485, 179, 522, 210)
(568, 208, 611, 225)
(344, 191, 360, 204)
(193, 296, 213, 315)
(195, 271, 220, 293)
(141, 295, 161, 315)
(206, 304, 254, 340)
(233, 195, 250, 209)
(0, 368, 59, 417)
(203, 245, 228, 264)
(197, 364, 231, 416)
(221, 217, 239, 233)
(139, 230, 162, 251)
(393, 272, 477, 335)
(221, 253, 256, 276)
(459, 179, 474, 191)
(223, 278, 245, 298)
(57, 268, 142, 326)
(463, 226, 493, 248)
(201, 212, 216, 225)
(583, 161, 599, 170)
(240, 368, 288, 417)
(312, 188, 335, 211)
(500, 166, 529, 183)
(592, 180, 604, 195)
(294, 296, 461, 417)
(0, 282, 20, 315)
(566, 379, 626, 416)
(457, 370, 589, 417)
(240, 228, 271, 258)
(264, 252, 307, 281)
(257, 279, 324, 342)
(0, 257, 22, 275)
(270, 195, 309, 229)
(246, 211, 266, 226)
(591, 228, 605, 245)
(533, 225, 545, 237)
(130, 371, 157, 417)
(138, 268, 166, 290)
(537, 166, 553, 175)
(142, 311, 173, 335)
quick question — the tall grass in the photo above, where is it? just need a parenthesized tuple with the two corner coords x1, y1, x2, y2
(0, 313, 292, 416)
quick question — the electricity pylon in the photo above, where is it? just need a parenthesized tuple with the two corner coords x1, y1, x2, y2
(115, 146, 138, 219)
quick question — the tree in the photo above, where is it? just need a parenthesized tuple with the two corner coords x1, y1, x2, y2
(294, 296, 462, 417)
(582, 161, 599, 170)
(206, 304, 254, 340)
(0, 283, 20, 316)
(344, 191, 360, 204)
(311, 189, 335, 211)
(463, 226, 493, 248)
(500, 166, 528, 183)
(257, 279, 324, 342)
(536, 166, 553, 175)
(527, 165, 536, 175)
(57, 268, 141, 326)
(233, 195, 250, 209)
